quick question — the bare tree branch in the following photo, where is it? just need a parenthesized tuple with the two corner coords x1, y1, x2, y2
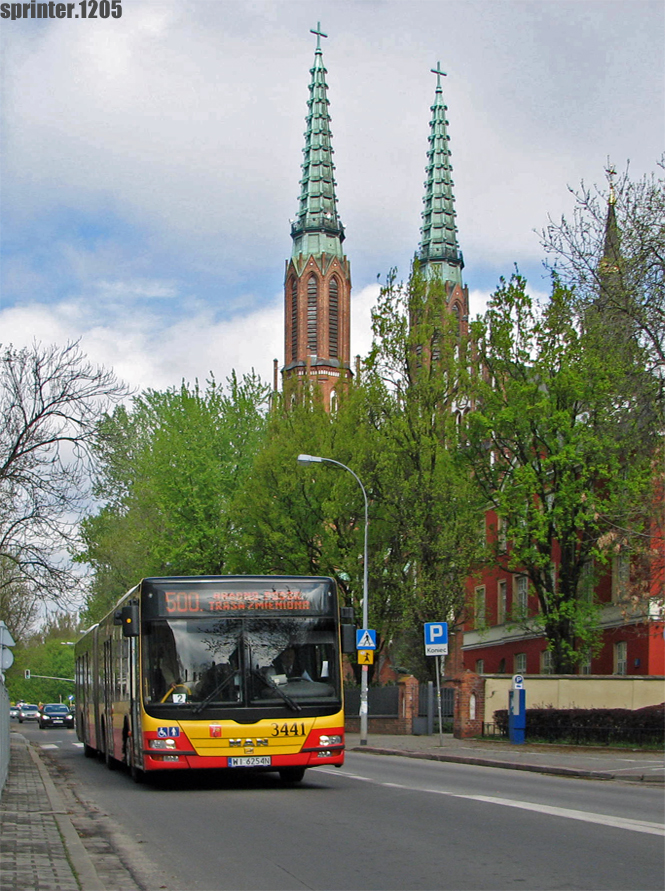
(0, 340, 129, 603)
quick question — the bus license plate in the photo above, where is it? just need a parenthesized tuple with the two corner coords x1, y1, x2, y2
(228, 756, 272, 768)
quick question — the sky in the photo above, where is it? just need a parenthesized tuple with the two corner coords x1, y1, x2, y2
(1, 0, 663, 395)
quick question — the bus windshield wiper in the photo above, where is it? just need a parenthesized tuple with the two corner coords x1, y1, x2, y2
(192, 674, 238, 714)
(250, 668, 302, 712)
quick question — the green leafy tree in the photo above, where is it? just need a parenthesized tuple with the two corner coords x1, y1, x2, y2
(77, 372, 270, 622)
(5, 613, 78, 705)
(465, 274, 661, 672)
(359, 267, 486, 678)
(231, 385, 374, 614)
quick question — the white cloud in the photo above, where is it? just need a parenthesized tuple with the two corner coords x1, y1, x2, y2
(0, 279, 384, 394)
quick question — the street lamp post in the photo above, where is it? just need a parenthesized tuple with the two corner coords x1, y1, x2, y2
(297, 454, 370, 745)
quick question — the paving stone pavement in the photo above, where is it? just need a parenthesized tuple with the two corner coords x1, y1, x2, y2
(0, 733, 150, 891)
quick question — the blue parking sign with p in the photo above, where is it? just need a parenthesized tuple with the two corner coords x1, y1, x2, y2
(424, 622, 448, 655)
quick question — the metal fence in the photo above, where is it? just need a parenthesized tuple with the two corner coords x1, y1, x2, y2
(0, 682, 10, 796)
(418, 683, 454, 720)
(344, 685, 399, 716)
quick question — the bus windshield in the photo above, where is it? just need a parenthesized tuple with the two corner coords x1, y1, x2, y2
(143, 616, 340, 712)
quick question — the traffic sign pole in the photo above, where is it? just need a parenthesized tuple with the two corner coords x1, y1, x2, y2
(435, 655, 442, 746)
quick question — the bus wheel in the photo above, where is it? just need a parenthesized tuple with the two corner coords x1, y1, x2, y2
(105, 745, 117, 771)
(127, 741, 145, 784)
(279, 767, 305, 784)
(130, 758, 145, 784)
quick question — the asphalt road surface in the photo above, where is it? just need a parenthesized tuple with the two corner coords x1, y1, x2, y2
(23, 726, 665, 891)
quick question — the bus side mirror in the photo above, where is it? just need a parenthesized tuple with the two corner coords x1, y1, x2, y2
(120, 603, 140, 637)
(341, 624, 356, 655)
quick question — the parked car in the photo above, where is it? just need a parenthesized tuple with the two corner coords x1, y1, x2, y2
(9, 705, 19, 719)
(17, 704, 40, 723)
(39, 703, 74, 730)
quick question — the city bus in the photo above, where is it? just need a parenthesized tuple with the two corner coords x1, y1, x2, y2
(75, 575, 355, 783)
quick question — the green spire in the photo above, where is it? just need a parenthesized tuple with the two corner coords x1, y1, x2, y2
(419, 63, 463, 283)
(291, 23, 345, 261)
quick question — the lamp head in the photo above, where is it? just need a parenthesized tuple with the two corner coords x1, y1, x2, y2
(297, 454, 323, 465)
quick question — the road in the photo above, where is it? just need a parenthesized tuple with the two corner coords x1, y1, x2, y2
(21, 725, 665, 891)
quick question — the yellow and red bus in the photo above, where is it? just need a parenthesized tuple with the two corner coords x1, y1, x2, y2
(75, 576, 354, 783)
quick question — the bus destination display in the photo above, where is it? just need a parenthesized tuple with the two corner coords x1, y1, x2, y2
(163, 588, 315, 615)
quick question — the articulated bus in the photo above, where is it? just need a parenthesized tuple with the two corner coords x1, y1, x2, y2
(75, 576, 355, 783)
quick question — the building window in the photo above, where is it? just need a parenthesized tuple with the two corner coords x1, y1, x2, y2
(580, 651, 592, 675)
(614, 641, 627, 676)
(329, 389, 338, 414)
(514, 653, 527, 674)
(515, 575, 528, 618)
(474, 585, 486, 628)
(497, 515, 507, 552)
(578, 560, 594, 603)
(307, 275, 318, 354)
(497, 579, 507, 625)
(290, 277, 298, 361)
(612, 549, 630, 602)
(498, 658, 506, 674)
(478, 516, 486, 547)
(540, 650, 553, 674)
(328, 276, 339, 358)
(475, 659, 484, 675)
(431, 330, 441, 362)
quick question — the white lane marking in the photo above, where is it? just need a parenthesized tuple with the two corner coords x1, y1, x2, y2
(72, 742, 84, 748)
(317, 769, 664, 837)
(457, 794, 664, 837)
(39, 744, 59, 750)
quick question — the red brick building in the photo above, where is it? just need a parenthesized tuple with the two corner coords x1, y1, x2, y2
(461, 507, 664, 677)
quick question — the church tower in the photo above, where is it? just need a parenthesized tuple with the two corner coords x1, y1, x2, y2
(417, 63, 469, 339)
(282, 24, 352, 409)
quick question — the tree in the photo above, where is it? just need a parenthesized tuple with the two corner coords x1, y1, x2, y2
(77, 372, 270, 622)
(5, 612, 79, 705)
(541, 160, 665, 376)
(0, 557, 38, 641)
(0, 341, 128, 605)
(465, 274, 661, 672)
(360, 267, 486, 678)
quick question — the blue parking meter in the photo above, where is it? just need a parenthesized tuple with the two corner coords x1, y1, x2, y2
(508, 675, 526, 744)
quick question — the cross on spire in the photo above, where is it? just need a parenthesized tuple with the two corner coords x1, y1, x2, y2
(311, 21, 328, 52)
(606, 162, 617, 205)
(431, 61, 447, 89)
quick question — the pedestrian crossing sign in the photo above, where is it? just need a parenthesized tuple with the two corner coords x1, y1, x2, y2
(356, 628, 377, 650)
(357, 650, 374, 665)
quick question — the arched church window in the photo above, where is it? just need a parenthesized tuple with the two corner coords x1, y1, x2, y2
(330, 389, 338, 413)
(290, 277, 298, 362)
(307, 275, 318, 354)
(328, 277, 339, 358)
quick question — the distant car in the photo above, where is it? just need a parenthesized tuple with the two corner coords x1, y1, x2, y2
(39, 703, 74, 730)
(17, 704, 40, 723)
(9, 705, 19, 719)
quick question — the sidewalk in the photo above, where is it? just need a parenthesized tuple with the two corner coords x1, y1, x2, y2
(346, 731, 665, 783)
(1, 731, 662, 891)
(0, 732, 105, 891)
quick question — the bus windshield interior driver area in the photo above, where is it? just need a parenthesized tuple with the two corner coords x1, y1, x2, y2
(75, 576, 356, 784)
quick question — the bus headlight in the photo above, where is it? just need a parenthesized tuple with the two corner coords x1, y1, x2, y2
(149, 739, 177, 750)
(319, 734, 342, 746)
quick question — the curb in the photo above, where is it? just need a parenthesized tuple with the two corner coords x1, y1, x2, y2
(25, 739, 106, 891)
(351, 745, 664, 783)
